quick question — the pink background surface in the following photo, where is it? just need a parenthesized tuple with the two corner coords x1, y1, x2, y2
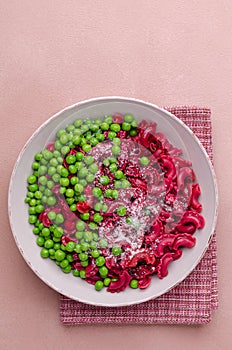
(1, 1, 231, 349)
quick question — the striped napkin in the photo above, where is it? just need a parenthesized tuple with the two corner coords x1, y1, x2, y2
(60, 106, 218, 325)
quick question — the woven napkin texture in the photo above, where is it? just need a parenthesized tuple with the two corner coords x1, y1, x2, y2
(60, 106, 218, 325)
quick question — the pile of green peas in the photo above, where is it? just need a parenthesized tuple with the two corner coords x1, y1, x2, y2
(25, 113, 143, 291)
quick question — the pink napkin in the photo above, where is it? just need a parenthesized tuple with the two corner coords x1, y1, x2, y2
(60, 106, 218, 325)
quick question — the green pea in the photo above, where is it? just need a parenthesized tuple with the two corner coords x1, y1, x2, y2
(79, 270, 86, 279)
(60, 133, 69, 145)
(82, 144, 92, 153)
(124, 114, 134, 123)
(104, 189, 112, 198)
(117, 205, 127, 216)
(35, 204, 44, 213)
(47, 180, 55, 189)
(92, 232, 99, 241)
(101, 122, 109, 130)
(103, 158, 110, 167)
(95, 256, 105, 267)
(61, 146, 70, 156)
(29, 215, 37, 224)
(40, 248, 49, 258)
(48, 211, 56, 220)
(90, 137, 98, 146)
(66, 241, 76, 252)
(76, 194, 86, 202)
(111, 190, 118, 199)
(75, 231, 83, 240)
(53, 227, 63, 238)
(130, 279, 139, 289)
(81, 260, 89, 267)
(29, 206, 36, 215)
(73, 135, 81, 145)
(29, 198, 37, 206)
(139, 156, 150, 166)
(88, 163, 98, 174)
(79, 179, 87, 187)
(131, 120, 138, 128)
(33, 227, 40, 235)
(122, 122, 131, 131)
(76, 152, 84, 161)
(114, 180, 121, 189)
(92, 187, 102, 197)
(70, 176, 79, 185)
(115, 170, 123, 179)
(28, 184, 39, 192)
(108, 131, 116, 139)
(103, 278, 111, 287)
(88, 222, 98, 230)
(72, 269, 80, 277)
(65, 188, 74, 198)
(94, 202, 103, 212)
(32, 162, 39, 171)
(55, 213, 64, 225)
(60, 178, 69, 188)
(109, 163, 117, 173)
(74, 183, 84, 194)
(44, 188, 52, 197)
(66, 155, 76, 164)
(96, 133, 105, 142)
(42, 227, 50, 237)
(55, 140, 62, 150)
(70, 204, 77, 211)
(47, 196, 56, 206)
(81, 242, 90, 251)
(59, 167, 68, 177)
(60, 259, 69, 268)
(55, 249, 66, 261)
(112, 145, 120, 155)
(91, 249, 100, 258)
(27, 175, 37, 184)
(76, 220, 86, 231)
(79, 252, 88, 261)
(36, 236, 45, 247)
(104, 116, 113, 124)
(99, 238, 108, 248)
(68, 165, 77, 174)
(44, 239, 54, 249)
(110, 123, 121, 132)
(121, 179, 131, 188)
(86, 173, 95, 183)
(112, 246, 122, 256)
(99, 266, 108, 278)
(38, 165, 47, 176)
(93, 213, 103, 223)
(83, 231, 93, 242)
(101, 204, 108, 212)
(62, 265, 72, 273)
(130, 129, 137, 137)
(112, 137, 121, 145)
(78, 167, 88, 178)
(74, 119, 83, 127)
(95, 280, 104, 291)
(99, 175, 110, 185)
(80, 212, 90, 221)
(35, 153, 42, 161)
(75, 243, 82, 253)
(90, 241, 97, 249)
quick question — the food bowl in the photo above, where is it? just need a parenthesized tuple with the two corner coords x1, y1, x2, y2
(8, 97, 218, 306)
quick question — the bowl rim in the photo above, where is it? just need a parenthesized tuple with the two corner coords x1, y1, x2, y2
(8, 96, 219, 306)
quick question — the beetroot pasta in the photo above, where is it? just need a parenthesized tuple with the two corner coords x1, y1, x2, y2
(25, 113, 204, 293)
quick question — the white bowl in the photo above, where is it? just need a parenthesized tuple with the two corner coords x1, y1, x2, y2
(8, 97, 218, 306)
